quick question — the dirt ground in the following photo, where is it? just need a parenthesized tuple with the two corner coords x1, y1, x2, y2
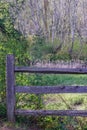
(0, 122, 41, 130)
(0, 126, 40, 130)
(0, 118, 43, 130)
(0, 127, 20, 130)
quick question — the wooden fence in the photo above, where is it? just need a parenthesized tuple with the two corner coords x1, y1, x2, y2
(6, 54, 87, 122)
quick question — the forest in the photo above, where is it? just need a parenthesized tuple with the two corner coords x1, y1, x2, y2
(0, 0, 87, 130)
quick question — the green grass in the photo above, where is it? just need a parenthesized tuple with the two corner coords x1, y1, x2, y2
(16, 74, 87, 111)
(41, 74, 87, 86)
(16, 73, 87, 86)
(39, 74, 87, 111)
(43, 94, 87, 110)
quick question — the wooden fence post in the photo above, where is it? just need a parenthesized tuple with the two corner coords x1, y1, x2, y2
(6, 54, 15, 122)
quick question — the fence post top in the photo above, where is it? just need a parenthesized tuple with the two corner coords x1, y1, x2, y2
(7, 54, 14, 57)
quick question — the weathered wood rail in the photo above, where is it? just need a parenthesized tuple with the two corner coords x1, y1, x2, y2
(6, 54, 87, 122)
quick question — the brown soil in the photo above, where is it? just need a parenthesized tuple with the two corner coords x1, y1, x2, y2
(0, 126, 40, 130)
(0, 123, 41, 130)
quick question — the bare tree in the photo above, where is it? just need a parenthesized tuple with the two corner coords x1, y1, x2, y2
(6, 0, 87, 50)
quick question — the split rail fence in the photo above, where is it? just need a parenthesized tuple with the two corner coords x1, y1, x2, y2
(6, 54, 87, 122)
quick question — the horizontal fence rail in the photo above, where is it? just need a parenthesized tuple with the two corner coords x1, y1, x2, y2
(15, 66, 87, 74)
(6, 54, 87, 122)
(15, 86, 87, 94)
(15, 110, 87, 117)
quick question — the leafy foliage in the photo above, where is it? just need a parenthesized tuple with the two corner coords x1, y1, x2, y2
(0, 1, 30, 104)
(28, 36, 53, 61)
(0, 1, 43, 118)
(1, 1, 87, 130)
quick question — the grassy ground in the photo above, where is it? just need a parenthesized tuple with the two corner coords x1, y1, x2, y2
(41, 74, 87, 111)
(1, 74, 87, 130)
(16, 74, 87, 110)
(0, 119, 43, 130)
